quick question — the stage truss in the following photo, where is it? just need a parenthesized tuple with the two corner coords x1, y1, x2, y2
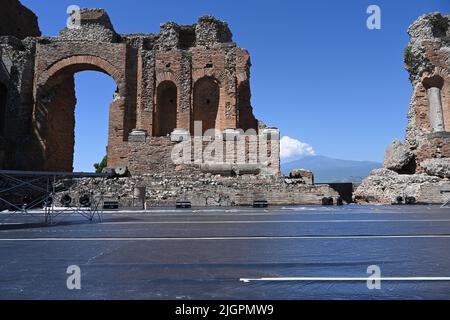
(0, 170, 112, 225)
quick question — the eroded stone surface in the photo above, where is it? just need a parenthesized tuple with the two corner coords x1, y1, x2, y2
(0, 3, 265, 176)
(60, 173, 339, 207)
(383, 140, 414, 173)
(289, 169, 314, 185)
(354, 169, 442, 204)
(0, 2, 301, 207)
(420, 158, 450, 178)
(356, 12, 450, 204)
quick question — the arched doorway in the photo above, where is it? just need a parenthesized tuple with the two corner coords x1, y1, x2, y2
(193, 76, 220, 133)
(34, 56, 127, 172)
(154, 81, 177, 136)
(73, 71, 116, 172)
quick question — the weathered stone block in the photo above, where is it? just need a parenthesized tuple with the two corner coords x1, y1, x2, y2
(383, 140, 414, 173)
(420, 158, 450, 178)
(354, 168, 442, 204)
(128, 129, 147, 142)
(290, 169, 314, 185)
(170, 128, 190, 142)
(233, 164, 260, 175)
(201, 163, 233, 175)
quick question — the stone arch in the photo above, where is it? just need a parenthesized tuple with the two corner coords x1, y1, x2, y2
(154, 80, 177, 136)
(193, 76, 220, 133)
(38, 55, 126, 95)
(33, 55, 127, 171)
(422, 75, 444, 90)
(155, 71, 180, 86)
(192, 69, 227, 86)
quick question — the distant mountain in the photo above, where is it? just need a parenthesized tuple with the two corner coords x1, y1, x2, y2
(281, 155, 382, 184)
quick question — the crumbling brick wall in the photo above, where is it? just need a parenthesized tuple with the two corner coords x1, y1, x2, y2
(403, 13, 450, 170)
(377, 13, 450, 175)
(355, 13, 450, 204)
(1, 5, 272, 176)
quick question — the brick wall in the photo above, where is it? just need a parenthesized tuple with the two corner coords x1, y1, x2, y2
(2, 9, 272, 184)
(126, 132, 280, 177)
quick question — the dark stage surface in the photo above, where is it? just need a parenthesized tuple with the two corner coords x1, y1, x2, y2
(1, 205, 450, 299)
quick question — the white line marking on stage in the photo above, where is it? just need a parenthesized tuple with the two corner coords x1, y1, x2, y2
(3, 219, 450, 227)
(101, 219, 450, 225)
(239, 277, 450, 283)
(1, 234, 450, 241)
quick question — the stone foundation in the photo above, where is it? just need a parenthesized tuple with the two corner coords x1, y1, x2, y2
(61, 174, 339, 207)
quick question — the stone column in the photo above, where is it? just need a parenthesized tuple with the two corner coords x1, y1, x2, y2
(427, 87, 445, 132)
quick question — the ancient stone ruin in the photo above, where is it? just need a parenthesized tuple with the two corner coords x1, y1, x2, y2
(2, 7, 267, 173)
(1, 1, 339, 206)
(355, 13, 450, 204)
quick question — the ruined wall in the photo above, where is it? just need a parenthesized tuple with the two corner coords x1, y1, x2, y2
(1, 5, 266, 176)
(0, 0, 41, 168)
(355, 12, 450, 204)
(124, 130, 280, 177)
(0, 0, 41, 39)
(404, 13, 450, 169)
(131, 16, 257, 137)
(0, 2, 346, 206)
(0, 36, 38, 170)
(33, 40, 131, 170)
(63, 174, 339, 207)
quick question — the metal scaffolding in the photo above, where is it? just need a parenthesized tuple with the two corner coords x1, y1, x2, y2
(0, 170, 112, 225)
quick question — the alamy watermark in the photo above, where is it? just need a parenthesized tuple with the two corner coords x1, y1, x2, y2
(170, 121, 279, 167)
(367, 265, 381, 290)
(67, 5, 81, 30)
(66, 265, 81, 290)
(367, 5, 381, 30)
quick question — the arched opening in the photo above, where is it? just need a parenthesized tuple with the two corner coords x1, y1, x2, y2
(0, 82, 7, 136)
(73, 71, 116, 172)
(154, 81, 177, 136)
(193, 76, 220, 133)
(34, 57, 125, 172)
(237, 80, 258, 132)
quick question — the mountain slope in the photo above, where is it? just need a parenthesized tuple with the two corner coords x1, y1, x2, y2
(281, 155, 381, 184)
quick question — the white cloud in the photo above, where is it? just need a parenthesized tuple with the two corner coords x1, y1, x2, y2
(280, 136, 316, 160)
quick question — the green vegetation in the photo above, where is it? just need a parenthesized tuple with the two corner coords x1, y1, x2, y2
(404, 46, 413, 65)
(94, 155, 107, 173)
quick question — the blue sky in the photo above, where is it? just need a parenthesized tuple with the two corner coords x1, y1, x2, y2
(21, 0, 449, 171)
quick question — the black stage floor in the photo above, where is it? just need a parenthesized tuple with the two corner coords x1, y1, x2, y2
(1, 205, 450, 299)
